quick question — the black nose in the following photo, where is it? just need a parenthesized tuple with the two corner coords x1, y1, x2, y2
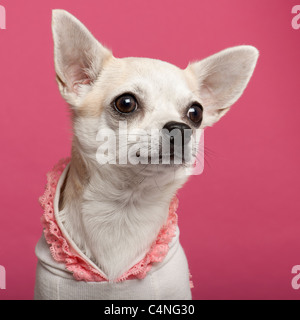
(162, 121, 192, 146)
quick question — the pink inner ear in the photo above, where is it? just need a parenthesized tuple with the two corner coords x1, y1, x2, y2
(72, 78, 91, 93)
(81, 79, 91, 85)
(66, 62, 92, 93)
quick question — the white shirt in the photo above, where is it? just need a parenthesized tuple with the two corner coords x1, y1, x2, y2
(34, 162, 192, 300)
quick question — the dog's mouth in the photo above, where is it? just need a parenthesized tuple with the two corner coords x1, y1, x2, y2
(134, 147, 193, 166)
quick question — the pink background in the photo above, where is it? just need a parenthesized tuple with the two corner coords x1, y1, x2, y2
(0, 0, 300, 300)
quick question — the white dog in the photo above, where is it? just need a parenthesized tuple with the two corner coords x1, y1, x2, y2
(34, 10, 258, 300)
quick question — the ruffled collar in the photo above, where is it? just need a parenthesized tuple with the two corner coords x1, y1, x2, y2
(39, 158, 179, 282)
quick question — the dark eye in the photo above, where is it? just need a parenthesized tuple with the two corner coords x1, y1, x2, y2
(187, 104, 203, 124)
(114, 94, 138, 114)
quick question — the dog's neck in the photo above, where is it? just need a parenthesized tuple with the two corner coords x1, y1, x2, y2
(59, 146, 188, 281)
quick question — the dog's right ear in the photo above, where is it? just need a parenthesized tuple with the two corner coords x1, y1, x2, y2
(52, 10, 112, 106)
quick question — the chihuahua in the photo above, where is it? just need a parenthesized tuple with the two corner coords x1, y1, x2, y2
(34, 10, 258, 300)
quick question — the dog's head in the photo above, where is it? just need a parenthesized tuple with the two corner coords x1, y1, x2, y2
(52, 10, 258, 178)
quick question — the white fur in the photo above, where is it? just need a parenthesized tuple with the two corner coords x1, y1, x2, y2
(52, 9, 258, 281)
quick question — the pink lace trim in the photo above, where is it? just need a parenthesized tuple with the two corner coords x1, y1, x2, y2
(39, 158, 179, 282)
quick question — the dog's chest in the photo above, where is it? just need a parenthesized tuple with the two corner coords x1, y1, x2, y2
(36, 159, 192, 297)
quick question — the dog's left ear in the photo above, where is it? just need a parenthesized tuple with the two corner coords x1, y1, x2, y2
(52, 10, 112, 106)
(186, 46, 259, 127)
